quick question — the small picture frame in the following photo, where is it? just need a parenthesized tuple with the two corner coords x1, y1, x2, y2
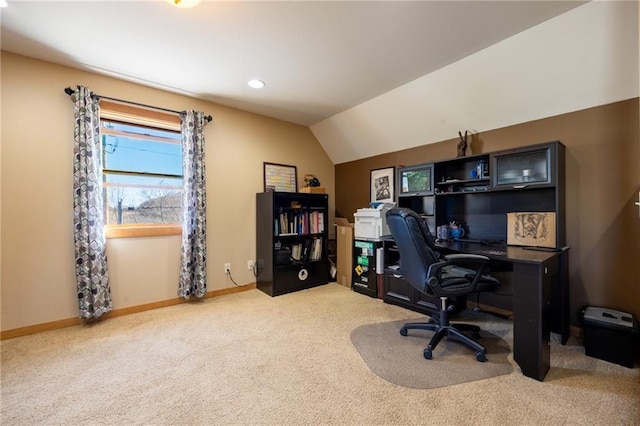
(264, 162, 298, 193)
(370, 166, 395, 203)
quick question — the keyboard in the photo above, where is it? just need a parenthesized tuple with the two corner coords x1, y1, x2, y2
(475, 249, 507, 257)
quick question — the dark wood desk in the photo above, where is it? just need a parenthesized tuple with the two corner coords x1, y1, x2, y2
(436, 240, 570, 382)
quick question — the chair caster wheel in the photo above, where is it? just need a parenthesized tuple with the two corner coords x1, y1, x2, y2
(475, 351, 487, 362)
(423, 348, 433, 360)
(400, 327, 408, 336)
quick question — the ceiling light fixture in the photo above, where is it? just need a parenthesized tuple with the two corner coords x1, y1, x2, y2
(248, 79, 265, 89)
(165, 0, 201, 8)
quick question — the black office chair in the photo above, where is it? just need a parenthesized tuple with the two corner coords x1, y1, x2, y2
(386, 207, 501, 362)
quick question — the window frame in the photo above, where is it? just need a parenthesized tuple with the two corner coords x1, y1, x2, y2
(99, 100, 183, 239)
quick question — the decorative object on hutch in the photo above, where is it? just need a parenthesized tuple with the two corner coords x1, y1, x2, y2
(457, 130, 469, 157)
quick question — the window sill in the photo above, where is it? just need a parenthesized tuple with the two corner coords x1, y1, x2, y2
(105, 224, 182, 239)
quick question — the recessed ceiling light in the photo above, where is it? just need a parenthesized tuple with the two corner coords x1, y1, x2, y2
(248, 80, 265, 89)
(165, 0, 201, 8)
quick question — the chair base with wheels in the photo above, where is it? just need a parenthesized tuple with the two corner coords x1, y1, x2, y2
(400, 297, 487, 362)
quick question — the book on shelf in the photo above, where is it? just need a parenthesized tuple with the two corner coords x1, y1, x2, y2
(308, 211, 325, 234)
(310, 238, 322, 261)
(291, 243, 303, 261)
(275, 210, 325, 236)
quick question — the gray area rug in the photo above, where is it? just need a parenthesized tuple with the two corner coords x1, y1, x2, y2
(350, 312, 514, 389)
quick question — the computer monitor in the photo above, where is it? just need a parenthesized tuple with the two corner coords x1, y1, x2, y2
(398, 163, 433, 197)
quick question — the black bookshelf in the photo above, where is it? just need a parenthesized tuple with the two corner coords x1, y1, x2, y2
(256, 192, 330, 296)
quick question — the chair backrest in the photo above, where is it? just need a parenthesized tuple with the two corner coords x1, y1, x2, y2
(386, 208, 440, 293)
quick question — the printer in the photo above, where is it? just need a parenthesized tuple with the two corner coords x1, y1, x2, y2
(354, 203, 395, 240)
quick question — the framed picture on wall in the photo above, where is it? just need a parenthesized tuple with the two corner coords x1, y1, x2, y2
(370, 166, 395, 203)
(264, 162, 298, 193)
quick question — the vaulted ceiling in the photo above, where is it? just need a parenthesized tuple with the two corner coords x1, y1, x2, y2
(2, 1, 637, 163)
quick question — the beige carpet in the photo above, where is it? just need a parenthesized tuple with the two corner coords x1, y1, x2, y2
(351, 312, 513, 388)
(1, 283, 638, 425)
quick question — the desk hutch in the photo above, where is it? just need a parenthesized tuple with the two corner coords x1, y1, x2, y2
(385, 140, 565, 314)
(381, 140, 569, 381)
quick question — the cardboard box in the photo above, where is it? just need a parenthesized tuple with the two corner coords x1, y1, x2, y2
(335, 217, 354, 287)
(300, 187, 326, 193)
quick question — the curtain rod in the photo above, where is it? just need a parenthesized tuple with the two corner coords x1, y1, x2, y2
(64, 87, 213, 123)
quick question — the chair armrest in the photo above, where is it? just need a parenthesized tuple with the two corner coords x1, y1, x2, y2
(443, 253, 490, 263)
(426, 255, 491, 296)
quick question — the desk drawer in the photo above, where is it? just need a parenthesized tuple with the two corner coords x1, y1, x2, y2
(384, 273, 412, 304)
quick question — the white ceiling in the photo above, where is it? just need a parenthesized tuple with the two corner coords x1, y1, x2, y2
(4, 1, 637, 165)
(1, 0, 586, 129)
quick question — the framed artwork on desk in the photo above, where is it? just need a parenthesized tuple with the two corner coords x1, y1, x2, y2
(507, 212, 556, 248)
(264, 162, 297, 193)
(370, 166, 395, 204)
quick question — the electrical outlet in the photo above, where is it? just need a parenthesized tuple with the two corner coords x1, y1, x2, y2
(247, 260, 255, 270)
(224, 263, 231, 273)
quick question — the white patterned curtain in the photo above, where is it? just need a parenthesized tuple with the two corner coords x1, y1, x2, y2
(178, 111, 208, 298)
(71, 86, 114, 318)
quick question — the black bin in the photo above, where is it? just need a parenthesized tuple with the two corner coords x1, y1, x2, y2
(581, 306, 639, 368)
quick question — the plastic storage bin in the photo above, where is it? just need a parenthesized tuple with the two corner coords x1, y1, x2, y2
(581, 306, 639, 368)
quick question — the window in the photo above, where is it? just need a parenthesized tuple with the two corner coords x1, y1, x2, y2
(99, 100, 183, 238)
